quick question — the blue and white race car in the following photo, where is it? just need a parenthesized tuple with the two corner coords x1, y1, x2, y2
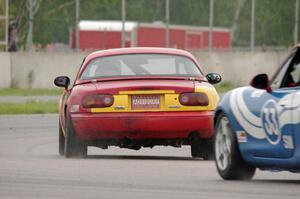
(214, 47, 300, 180)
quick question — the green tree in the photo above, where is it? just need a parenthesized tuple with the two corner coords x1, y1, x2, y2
(7, 0, 300, 49)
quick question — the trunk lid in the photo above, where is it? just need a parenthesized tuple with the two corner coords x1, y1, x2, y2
(87, 79, 218, 113)
(94, 79, 195, 94)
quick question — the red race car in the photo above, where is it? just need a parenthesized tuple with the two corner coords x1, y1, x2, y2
(54, 47, 221, 158)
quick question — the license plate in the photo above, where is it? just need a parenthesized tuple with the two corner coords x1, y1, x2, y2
(131, 95, 160, 110)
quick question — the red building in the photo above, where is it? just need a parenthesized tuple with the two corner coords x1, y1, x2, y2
(72, 20, 231, 51)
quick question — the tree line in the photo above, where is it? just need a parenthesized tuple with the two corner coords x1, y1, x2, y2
(3, 0, 299, 50)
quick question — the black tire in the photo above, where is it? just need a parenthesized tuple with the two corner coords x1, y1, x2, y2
(59, 120, 65, 156)
(214, 113, 256, 180)
(191, 138, 214, 160)
(65, 113, 87, 158)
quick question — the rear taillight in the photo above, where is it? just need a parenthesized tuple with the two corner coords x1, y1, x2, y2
(82, 94, 114, 108)
(179, 92, 209, 106)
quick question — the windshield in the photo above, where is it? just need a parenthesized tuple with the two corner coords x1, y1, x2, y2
(80, 54, 203, 80)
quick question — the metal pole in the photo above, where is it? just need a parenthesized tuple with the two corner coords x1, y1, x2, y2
(294, 0, 299, 45)
(27, 0, 33, 51)
(5, 0, 9, 51)
(209, 0, 214, 51)
(121, 0, 126, 48)
(250, 0, 255, 51)
(231, 0, 246, 45)
(75, 0, 79, 50)
(165, 0, 170, 48)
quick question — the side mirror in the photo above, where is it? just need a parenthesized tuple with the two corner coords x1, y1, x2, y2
(250, 73, 271, 92)
(206, 73, 222, 84)
(54, 76, 70, 89)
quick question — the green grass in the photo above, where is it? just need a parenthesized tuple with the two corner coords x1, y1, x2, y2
(214, 82, 236, 93)
(0, 84, 234, 115)
(0, 101, 58, 115)
(0, 85, 233, 96)
(0, 88, 63, 96)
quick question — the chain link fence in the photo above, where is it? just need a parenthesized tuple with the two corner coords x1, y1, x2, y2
(2, 0, 300, 51)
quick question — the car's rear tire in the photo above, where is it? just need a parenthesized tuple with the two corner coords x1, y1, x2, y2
(65, 113, 87, 158)
(191, 138, 214, 160)
(214, 113, 256, 180)
(59, 120, 65, 156)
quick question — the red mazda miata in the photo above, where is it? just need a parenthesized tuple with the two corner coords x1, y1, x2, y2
(54, 47, 221, 158)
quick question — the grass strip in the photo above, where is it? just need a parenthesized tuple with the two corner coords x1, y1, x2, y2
(214, 82, 235, 93)
(0, 101, 58, 115)
(0, 82, 235, 115)
(0, 83, 234, 97)
(0, 88, 63, 96)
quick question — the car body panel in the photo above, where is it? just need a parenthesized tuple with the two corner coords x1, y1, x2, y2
(215, 45, 300, 171)
(64, 79, 218, 141)
(86, 80, 218, 113)
(216, 87, 300, 171)
(72, 111, 213, 141)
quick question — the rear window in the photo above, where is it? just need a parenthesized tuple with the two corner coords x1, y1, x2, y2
(80, 54, 203, 79)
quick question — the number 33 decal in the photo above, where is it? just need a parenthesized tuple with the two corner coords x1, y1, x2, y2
(261, 100, 281, 145)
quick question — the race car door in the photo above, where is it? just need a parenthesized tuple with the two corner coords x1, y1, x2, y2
(252, 49, 300, 158)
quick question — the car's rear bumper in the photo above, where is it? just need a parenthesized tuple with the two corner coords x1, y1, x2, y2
(71, 111, 213, 141)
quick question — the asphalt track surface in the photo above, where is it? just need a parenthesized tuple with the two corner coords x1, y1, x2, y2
(0, 114, 299, 199)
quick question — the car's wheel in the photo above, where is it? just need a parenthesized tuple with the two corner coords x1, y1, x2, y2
(191, 138, 213, 160)
(214, 113, 256, 180)
(59, 120, 65, 156)
(65, 113, 87, 158)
